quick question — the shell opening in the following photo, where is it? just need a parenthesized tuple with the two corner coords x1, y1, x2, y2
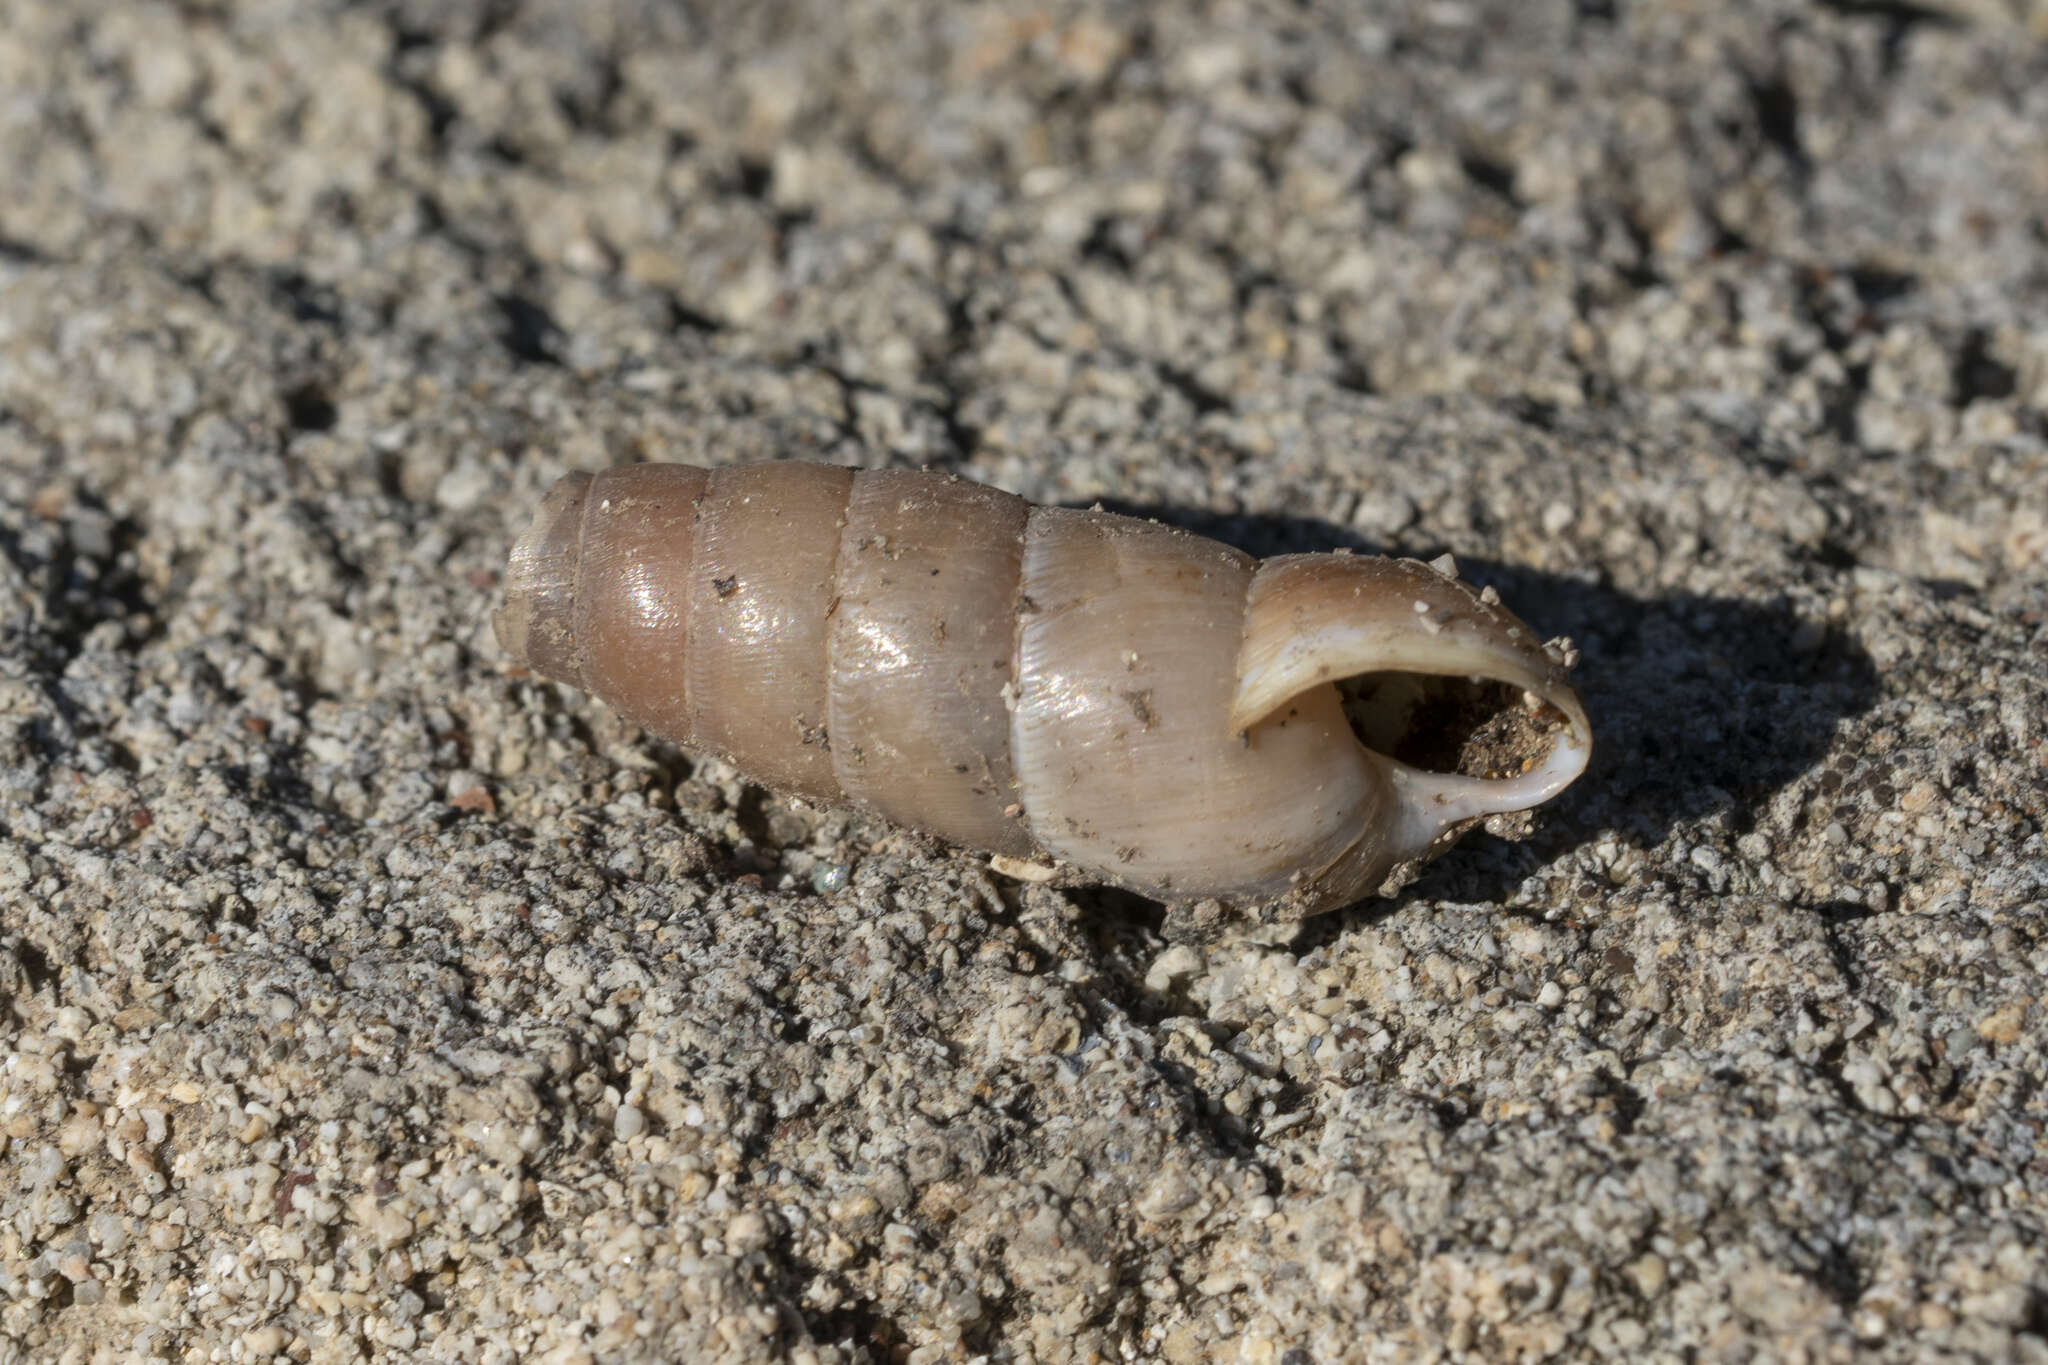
(1233, 554, 1593, 858)
(1338, 670, 1590, 848)
(1342, 674, 1559, 782)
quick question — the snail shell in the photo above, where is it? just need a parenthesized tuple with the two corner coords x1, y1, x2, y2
(495, 462, 1591, 918)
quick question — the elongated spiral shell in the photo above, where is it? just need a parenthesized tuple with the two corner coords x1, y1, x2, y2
(495, 462, 1592, 919)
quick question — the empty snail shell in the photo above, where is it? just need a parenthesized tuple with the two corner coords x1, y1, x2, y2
(495, 462, 1591, 919)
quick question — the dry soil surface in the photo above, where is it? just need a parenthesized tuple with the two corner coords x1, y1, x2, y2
(2, 2, 2045, 1362)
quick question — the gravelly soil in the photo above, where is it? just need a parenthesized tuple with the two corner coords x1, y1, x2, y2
(1, 2, 2044, 1362)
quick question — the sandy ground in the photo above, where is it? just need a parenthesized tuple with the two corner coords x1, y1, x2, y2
(2, 2, 2045, 1361)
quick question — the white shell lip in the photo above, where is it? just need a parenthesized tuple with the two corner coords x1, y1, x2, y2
(1380, 709, 1591, 859)
(1233, 554, 1592, 863)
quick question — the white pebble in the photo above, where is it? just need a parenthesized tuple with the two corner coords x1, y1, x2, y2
(613, 1105, 645, 1141)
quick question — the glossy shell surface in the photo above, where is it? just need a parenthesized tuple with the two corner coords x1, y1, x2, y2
(496, 462, 1592, 917)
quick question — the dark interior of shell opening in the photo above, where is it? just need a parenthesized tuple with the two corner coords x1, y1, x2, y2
(1338, 673, 1563, 780)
